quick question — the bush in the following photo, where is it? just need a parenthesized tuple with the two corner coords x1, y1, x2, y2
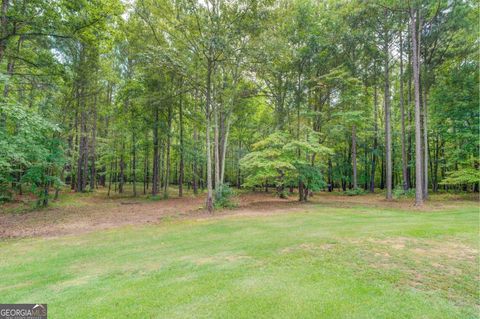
(214, 184, 237, 209)
(343, 188, 366, 196)
(393, 186, 416, 199)
(148, 194, 162, 201)
(277, 188, 288, 199)
(0, 177, 13, 203)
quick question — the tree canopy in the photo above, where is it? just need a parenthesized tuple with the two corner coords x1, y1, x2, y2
(0, 0, 477, 208)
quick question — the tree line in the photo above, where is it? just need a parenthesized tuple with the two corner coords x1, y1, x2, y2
(0, 0, 478, 210)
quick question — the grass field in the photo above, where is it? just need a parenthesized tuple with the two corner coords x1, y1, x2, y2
(0, 195, 478, 318)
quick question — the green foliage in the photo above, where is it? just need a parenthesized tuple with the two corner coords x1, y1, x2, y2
(440, 168, 480, 186)
(214, 184, 237, 209)
(393, 187, 416, 199)
(241, 132, 330, 199)
(294, 163, 326, 192)
(0, 0, 478, 209)
(240, 132, 296, 194)
(343, 188, 366, 196)
(0, 103, 65, 205)
(148, 195, 162, 201)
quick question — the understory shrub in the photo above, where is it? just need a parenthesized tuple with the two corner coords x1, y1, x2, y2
(393, 186, 416, 199)
(214, 184, 237, 208)
(343, 188, 366, 196)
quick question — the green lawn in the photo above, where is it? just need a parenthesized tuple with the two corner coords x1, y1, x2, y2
(0, 203, 478, 318)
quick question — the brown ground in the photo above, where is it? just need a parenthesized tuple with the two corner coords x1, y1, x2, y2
(0, 188, 477, 239)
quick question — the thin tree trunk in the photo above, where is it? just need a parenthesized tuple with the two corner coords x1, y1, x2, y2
(119, 142, 125, 194)
(0, 0, 8, 65)
(328, 159, 333, 192)
(193, 127, 198, 195)
(90, 94, 97, 191)
(407, 38, 414, 189)
(72, 107, 78, 190)
(77, 107, 87, 192)
(370, 84, 378, 192)
(152, 102, 159, 196)
(144, 139, 148, 195)
(132, 130, 137, 197)
(380, 154, 385, 190)
(422, 84, 429, 199)
(3, 28, 21, 101)
(178, 82, 184, 197)
(383, 22, 392, 200)
(205, 60, 214, 212)
(163, 104, 172, 199)
(114, 156, 118, 193)
(214, 95, 220, 189)
(193, 89, 199, 195)
(237, 139, 242, 189)
(399, 30, 409, 191)
(410, 8, 424, 206)
(352, 125, 357, 189)
(107, 161, 113, 197)
(0, 0, 10, 130)
(220, 119, 230, 184)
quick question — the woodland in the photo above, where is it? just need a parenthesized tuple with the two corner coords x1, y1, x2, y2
(0, 0, 478, 209)
(0, 1, 479, 318)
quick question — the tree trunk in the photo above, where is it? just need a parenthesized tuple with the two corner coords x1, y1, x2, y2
(370, 84, 378, 192)
(113, 157, 117, 193)
(119, 142, 125, 194)
(107, 161, 113, 197)
(328, 158, 333, 192)
(152, 102, 159, 196)
(380, 154, 385, 190)
(143, 140, 148, 195)
(220, 119, 230, 184)
(192, 89, 199, 195)
(383, 22, 392, 200)
(132, 130, 137, 197)
(77, 107, 87, 192)
(236, 139, 242, 189)
(178, 81, 184, 198)
(205, 59, 214, 212)
(163, 104, 172, 199)
(298, 180, 304, 202)
(410, 8, 424, 206)
(422, 83, 429, 199)
(0, 0, 8, 65)
(193, 129, 198, 195)
(352, 125, 357, 189)
(0, 0, 10, 126)
(90, 94, 97, 191)
(399, 30, 409, 191)
(214, 92, 220, 189)
(407, 40, 414, 189)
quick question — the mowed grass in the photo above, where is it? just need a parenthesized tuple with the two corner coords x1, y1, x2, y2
(0, 203, 478, 318)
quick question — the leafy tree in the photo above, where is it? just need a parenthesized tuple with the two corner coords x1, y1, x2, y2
(241, 131, 330, 201)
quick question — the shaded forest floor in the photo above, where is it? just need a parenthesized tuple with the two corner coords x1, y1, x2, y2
(0, 186, 478, 239)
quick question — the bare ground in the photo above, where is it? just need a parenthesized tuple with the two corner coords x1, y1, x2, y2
(0, 189, 477, 239)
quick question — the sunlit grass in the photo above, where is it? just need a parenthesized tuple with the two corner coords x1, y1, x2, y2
(0, 203, 478, 318)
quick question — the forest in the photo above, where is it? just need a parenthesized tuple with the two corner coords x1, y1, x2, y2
(0, 0, 477, 210)
(0, 1, 479, 318)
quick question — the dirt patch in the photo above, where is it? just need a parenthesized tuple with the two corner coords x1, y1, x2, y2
(410, 241, 478, 261)
(362, 237, 478, 262)
(0, 191, 304, 239)
(182, 254, 251, 266)
(280, 242, 338, 254)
